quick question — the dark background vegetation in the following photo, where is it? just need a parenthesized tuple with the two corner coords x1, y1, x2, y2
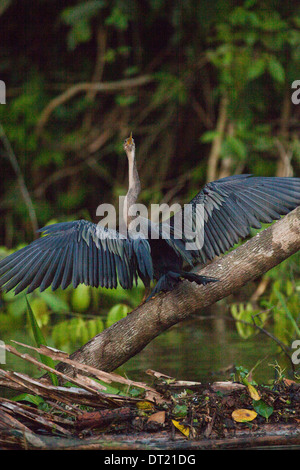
(0, 0, 299, 372)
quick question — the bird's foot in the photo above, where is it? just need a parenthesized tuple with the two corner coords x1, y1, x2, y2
(180, 272, 219, 286)
(145, 271, 219, 302)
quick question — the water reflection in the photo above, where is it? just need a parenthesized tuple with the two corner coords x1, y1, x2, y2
(121, 316, 286, 385)
(0, 314, 291, 395)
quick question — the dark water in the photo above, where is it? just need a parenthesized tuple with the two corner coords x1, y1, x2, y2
(0, 313, 288, 392)
(121, 316, 287, 385)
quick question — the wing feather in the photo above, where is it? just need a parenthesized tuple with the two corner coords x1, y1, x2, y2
(0, 220, 153, 294)
(186, 175, 300, 263)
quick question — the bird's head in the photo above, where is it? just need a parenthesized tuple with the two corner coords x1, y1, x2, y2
(123, 132, 135, 156)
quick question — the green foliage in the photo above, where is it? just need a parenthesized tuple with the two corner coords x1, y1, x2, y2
(51, 302, 132, 350)
(172, 404, 188, 418)
(115, 94, 138, 107)
(153, 72, 188, 106)
(203, 1, 300, 173)
(71, 284, 91, 312)
(252, 399, 274, 420)
(61, 1, 106, 50)
(230, 303, 267, 339)
(231, 252, 300, 346)
(261, 252, 300, 344)
(11, 393, 47, 409)
(105, 6, 129, 31)
(0, 0, 299, 244)
(231, 365, 252, 383)
(106, 303, 131, 327)
(52, 316, 104, 351)
(26, 298, 58, 386)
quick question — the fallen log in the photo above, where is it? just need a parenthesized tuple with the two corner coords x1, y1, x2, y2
(76, 407, 134, 431)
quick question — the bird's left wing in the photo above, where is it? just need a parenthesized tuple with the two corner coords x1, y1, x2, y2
(182, 175, 300, 264)
(0, 220, 153, 295)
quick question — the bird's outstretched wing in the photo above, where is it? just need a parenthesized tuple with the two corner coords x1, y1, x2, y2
(182, 175, 300, 264)
(0, 220, 153, 294)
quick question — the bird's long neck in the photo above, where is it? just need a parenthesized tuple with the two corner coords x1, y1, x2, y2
(123, 149, 141, 228)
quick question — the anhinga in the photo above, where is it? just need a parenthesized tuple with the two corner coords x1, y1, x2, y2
(0, 134, 299, 300)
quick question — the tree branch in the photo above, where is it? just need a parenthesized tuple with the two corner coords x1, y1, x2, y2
(56, 207, 300, 375)
(0, 123, 38, 237)
(35, 75, 154, 136)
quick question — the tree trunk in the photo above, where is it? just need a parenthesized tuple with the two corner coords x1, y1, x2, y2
(56, 206, 300, 375)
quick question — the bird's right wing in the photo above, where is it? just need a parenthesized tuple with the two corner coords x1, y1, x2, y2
(0, 220, 153, 295)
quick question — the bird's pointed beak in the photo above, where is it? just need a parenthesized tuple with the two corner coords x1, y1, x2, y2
(124, 132, 134, 150)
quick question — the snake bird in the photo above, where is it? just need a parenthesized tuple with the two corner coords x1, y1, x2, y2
(0, 134, 299, 301)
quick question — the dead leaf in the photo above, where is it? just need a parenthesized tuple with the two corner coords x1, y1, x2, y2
(146, 369, 174, 380)
(172, 419, 189, 437)
(147, 411, 165, 424)
(146, 369, 176, 384)
(247, 383, 261, 401)
(136, 401, 155, 411)
(283, 378, 296, 387)
(232, 409, 257, 423)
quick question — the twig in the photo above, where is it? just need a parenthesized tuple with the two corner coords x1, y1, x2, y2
(82, 27, 107, 131)
(0, 123, 38, 236)
(192, 98, 214, 129)
(206, 94, 228, 182)
(250, 312, 296, 371)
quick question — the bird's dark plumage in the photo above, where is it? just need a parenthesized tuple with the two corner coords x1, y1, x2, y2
(0, 175, 299, 299)
(0, 221, 153, 295)
(188, 175, 300, 264)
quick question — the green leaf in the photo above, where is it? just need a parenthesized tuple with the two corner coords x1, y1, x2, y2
(124, 65, 139, 77)
(26, 298, 58, 386)
(222, 135, 247, 160)
(61, 1, 105, 25)
(12, 393, 45, 407)
(172, 404, 188, 418)
(229, 7, 248, 26)
(200, 130, 221, 143)
(5, 292, 27, 318)
(248, 57, 266, 80)
(275, 291, 300, 336)
(267, 56, 285, 83)
(115, 95, 137, 107)
(106, 304, 131, 327)
(39, 291, 69, 313)
(105, 7, 129, 31)
(104, 48, 116, 63)
(67, 20, 92, 50)
(253, 399, 274, 420)
(86, 318, 104, 338)
(71, 284, 91, 312)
